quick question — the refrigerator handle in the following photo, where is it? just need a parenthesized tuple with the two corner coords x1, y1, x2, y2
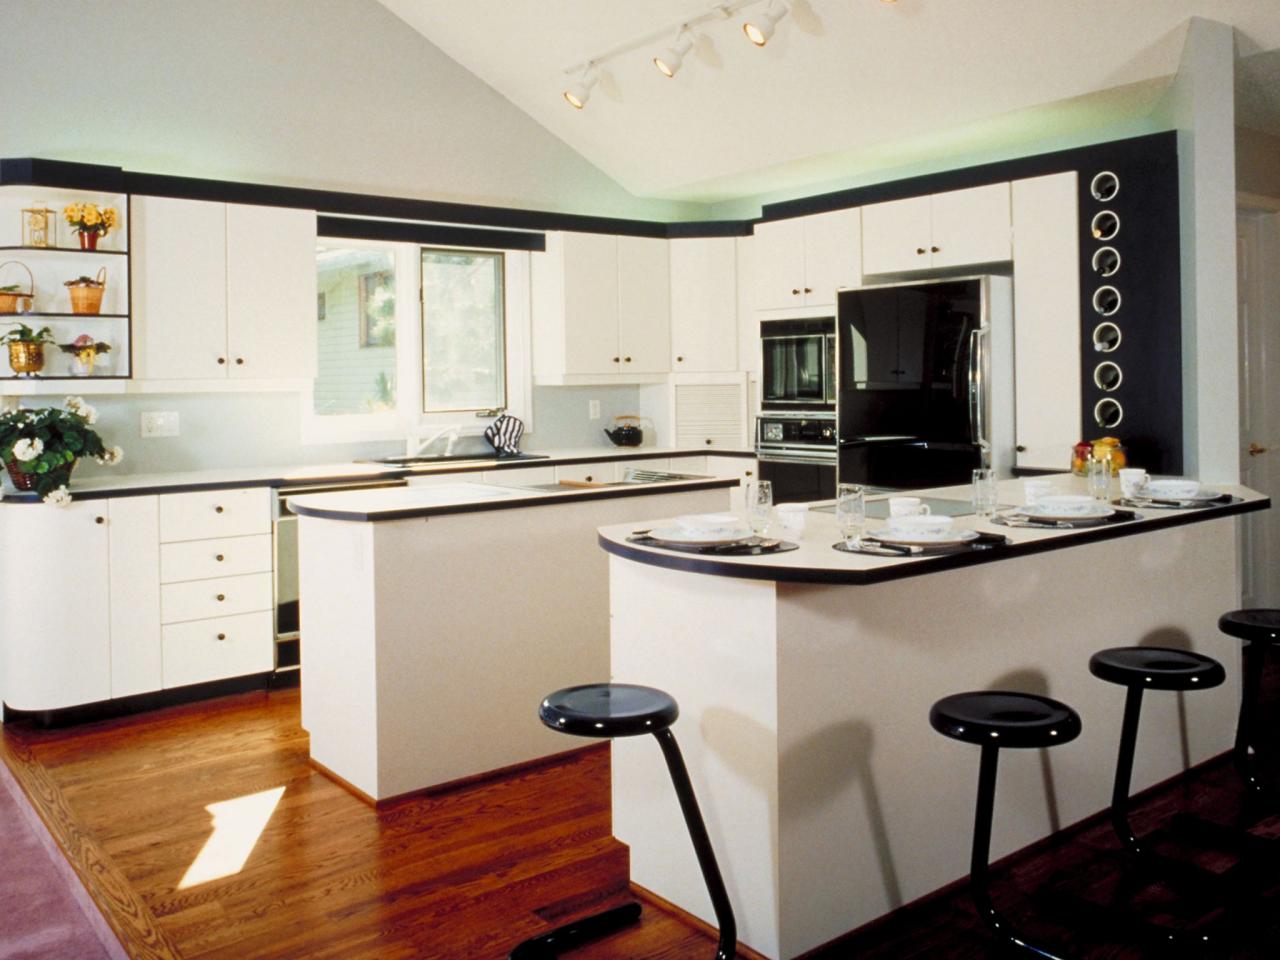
(968, 327, 990, 462)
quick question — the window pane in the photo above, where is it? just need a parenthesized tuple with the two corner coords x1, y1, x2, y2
(315, 247, 397, 416)
(422, 250, 506, 413)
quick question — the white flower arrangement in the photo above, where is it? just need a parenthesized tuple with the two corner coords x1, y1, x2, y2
(65, 396, 98, 425)
(12, 436, 43, 461)
(1, 397, 119, 502)
(42, 486, 72, 508)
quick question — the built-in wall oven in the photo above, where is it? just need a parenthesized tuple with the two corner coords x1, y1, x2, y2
(756, 411, 837, 504)
(760, 317, 837, 410)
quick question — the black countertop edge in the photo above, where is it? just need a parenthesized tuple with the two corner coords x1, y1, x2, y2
(597, 497, 1271, 586)
(287, 477, 740, 523)
(0, 449, 756, 503)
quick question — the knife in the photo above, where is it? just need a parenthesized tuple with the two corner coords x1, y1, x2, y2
(858, 539, 922, 556)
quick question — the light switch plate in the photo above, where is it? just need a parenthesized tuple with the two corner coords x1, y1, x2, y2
(141, 410, 179, 438)
(588, 400, 601, 420)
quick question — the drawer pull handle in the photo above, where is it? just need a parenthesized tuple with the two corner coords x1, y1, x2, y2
(930, 245, 940, 253)
(803, 287, 812, 293)
(916, 247, 926, 255)
(215, 505, 224, 514)
(95, 516, 105, 524)
(216, 593, 226, 602)
(217, 357, 226, 365)
(745, 470, 753, 477)
(791, 288, 800, 295)
(217, 633, 227, 641)
(215, 554, 225, 562)
(235, 358, 245, 366)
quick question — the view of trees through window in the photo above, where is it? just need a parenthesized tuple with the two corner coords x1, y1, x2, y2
(314, 247, 397, 416)
(421, 249, 506, 413)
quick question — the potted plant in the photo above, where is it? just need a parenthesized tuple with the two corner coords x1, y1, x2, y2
(59, 334, 112, 376)
(0, 397, 122, 504)
(2, 322, 56, 376)
(62, 203, 119, 251)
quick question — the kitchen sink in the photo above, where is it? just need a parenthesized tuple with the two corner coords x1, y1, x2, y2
(363, 452, 550, 466)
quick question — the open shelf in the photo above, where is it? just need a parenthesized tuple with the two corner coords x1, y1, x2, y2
(2, 312, 130, 319)
(0, 245, 127, 256)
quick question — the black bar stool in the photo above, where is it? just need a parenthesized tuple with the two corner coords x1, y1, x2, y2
(930, 690, 1082, 959)
(509, 683, 737, 960)
(1218, 609, 1280, 797)
(1088, 646, 1226, 858)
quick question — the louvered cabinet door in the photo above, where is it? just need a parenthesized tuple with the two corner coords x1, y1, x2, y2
(674, 380, 748, 449)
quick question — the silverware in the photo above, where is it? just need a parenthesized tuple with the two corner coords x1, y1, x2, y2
(998, 517, 1073, 529)
(858, 539, 922, 556)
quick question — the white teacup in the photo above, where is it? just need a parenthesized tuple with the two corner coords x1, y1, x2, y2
(885, 514, 954, 539)
(776, 503, 807, 538)
(1022, 479, 1053, 506)
(1118, 468, 1148, 498)
(1032, 494, 1097, 516)
(888, 496, 931, 517)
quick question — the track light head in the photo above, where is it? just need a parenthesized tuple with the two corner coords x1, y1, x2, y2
(743, 0, 788, 47)
(653, 28, 694, 78)
(563, 65, 599, 109)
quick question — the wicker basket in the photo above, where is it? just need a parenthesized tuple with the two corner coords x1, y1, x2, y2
(5, 457, 75, 492)
(66, 266, 106, 316)
(0, 261, 34, 314)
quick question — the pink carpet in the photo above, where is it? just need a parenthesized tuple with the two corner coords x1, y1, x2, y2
(0, 758, 123, 960)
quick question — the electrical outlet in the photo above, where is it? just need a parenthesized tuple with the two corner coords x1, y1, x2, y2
(140, 411, 179, 438)
(588, 400, 601, 420)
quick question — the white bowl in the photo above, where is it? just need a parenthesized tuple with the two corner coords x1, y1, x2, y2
(675, 513, 743, 535)
(1144, 479, 1201, 499)
(1033, 495, 1097, 517)
(885, 514, 954, 538)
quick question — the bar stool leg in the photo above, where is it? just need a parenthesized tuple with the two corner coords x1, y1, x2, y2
(969, 744, 1066, 960)
(1234, 639, 1267, 797)
(1110, 686, 1146, 857)
(653, 728, 738, 960)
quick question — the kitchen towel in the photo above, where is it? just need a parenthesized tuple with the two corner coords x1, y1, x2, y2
(484, 414, 525, 455)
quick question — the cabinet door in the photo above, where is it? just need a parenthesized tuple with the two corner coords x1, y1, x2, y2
(930, 183, 1011, 268)
(132, 196, 229, 379)
(227, 204, 318, 380)
(861, 195, 931, 276)
(1012, 173, 1081, 470)
(108, 496, 162, 698)
(0, 503, 111, 711)
(554, 461, 619, 484)
(618, 236, 671, 374)
(670, 237, 737, 372)
(752, 218, 807, 310)
(802, 208, 862, 308)
(561, 233, 620, 375)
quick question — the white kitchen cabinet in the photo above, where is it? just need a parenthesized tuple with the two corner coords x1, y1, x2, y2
(482, 465, 556, 486)
(0, 498, 162, 711)
(735, 235, 759, 375)
(753, 209, 861, 313)
(704, 455, 758, 510)
(161, 572, 274, 624)
(554, 461, 619, 484)
(861, 183, 1011, 275)
(159, 487, 272, 542)
(532, 232, 671, 384)
(162, 611, 274, 689)
(133, 197, 316, 383)
(670, 237, 738, 373)
(1012, 172, 1081, 471)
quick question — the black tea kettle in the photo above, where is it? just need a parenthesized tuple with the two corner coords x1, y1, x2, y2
(604, 414, 643, 447)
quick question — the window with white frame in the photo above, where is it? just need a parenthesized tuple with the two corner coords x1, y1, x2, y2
(303, 239, 531, 445)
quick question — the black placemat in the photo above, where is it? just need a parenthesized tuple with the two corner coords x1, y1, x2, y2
(1117, 494, 1241, 510)
(991, 508, 1140, 530)
(833, 531, 1010, 557)
(626, 535, 800, 557)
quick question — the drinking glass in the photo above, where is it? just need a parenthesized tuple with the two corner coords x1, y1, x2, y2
(971, 468, 998, 518)
(1088, 455, 1112, 501)
(835, 483, 866, 545)
(746, 480, 773, 536)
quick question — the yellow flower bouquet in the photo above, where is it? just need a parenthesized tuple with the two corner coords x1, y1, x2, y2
(63, 202, 119, 238)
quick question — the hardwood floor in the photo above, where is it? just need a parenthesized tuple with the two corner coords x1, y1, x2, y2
(5, 682, 1280, 959)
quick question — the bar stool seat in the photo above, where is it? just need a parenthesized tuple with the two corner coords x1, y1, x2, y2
(539, 683, 679, 738)
(1219, 609, 1280, 799)
(931, 691, 1081, 959)
(1219, 609, 1280, 644)
(1089, 647, 1226, 691)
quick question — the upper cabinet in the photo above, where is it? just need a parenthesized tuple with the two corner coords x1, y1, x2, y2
(861, 183, 1011, 276)
(532, 231, 671, 384)
(753, 208, 861, 313)
(670, 237, 738, 373)
(132, 197, 317, 382)
(1011, 172, 1081, 471)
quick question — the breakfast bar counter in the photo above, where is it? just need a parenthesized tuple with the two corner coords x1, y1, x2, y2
(597, 481, 1269, 959)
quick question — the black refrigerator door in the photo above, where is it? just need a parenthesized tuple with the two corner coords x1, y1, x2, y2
(838, 440, 982, 490)
(758, 460, 836, 504)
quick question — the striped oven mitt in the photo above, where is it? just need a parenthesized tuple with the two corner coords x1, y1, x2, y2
(484, 414, 525, 455)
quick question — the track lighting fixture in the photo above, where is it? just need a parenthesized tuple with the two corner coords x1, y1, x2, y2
(653, 28, 695, 78)
(743, 0, 788, 46)
(563, 64, 599, 109)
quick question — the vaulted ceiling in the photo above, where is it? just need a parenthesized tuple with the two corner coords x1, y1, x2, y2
(379, 1, 1280, 205)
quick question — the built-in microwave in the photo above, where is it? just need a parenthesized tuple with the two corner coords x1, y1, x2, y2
(760, 317, 836, 410)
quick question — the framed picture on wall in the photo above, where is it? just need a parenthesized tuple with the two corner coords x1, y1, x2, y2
(358, 270, 396, 348)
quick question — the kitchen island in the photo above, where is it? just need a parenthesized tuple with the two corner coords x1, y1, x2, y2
(288, 476, 736, 802)
(597, 480, 1269, 959)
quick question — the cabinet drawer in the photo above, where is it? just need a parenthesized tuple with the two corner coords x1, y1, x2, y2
(162, 611, 274, 689)
(554, 462, 618, 484)
(160, 488, 271, 543)
(161, 572, 273, 624)
(161, 534, 273, 583)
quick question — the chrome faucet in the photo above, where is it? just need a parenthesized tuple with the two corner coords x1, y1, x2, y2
(405, 424, 461, 458)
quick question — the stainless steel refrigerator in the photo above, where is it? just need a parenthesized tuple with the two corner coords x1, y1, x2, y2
(836, 276, 1014, 490)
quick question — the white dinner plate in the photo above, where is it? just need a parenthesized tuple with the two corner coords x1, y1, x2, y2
(647, 526, 753, 546)
(1016, 504, 1115, 522)
(1138, 483, 1220, 502)
(874, 528, 980, 547)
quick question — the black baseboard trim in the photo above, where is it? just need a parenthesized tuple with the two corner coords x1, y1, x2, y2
(2, 670, 298, 729)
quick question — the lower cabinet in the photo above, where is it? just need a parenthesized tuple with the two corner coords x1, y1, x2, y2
(162, 611, 274, 689)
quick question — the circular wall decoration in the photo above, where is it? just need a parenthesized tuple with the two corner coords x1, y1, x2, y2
(1094, 361, 1123, 392)
(1090, 171, 1120, 202)
(1091, 210, 1121, 241)
(1091, 246, 1121, 277)
(1092, 322, 1122, 353)
(1094, 398, 1124, 429)
(1092, 285, 1122, 316)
